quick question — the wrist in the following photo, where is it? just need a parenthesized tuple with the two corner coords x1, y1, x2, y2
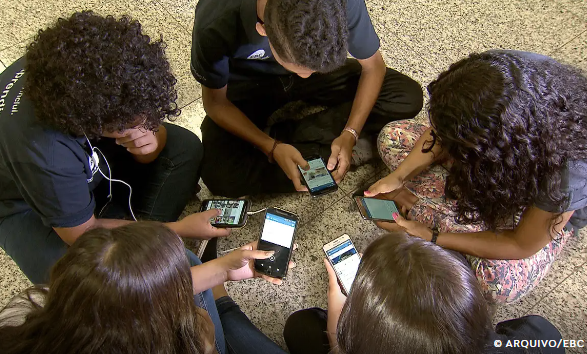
(340, 130, 357, 146)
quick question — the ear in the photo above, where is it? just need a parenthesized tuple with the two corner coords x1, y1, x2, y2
(256, 22, 267, 37)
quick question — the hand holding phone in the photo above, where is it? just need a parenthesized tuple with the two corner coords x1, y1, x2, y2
(254, 208, 299, 279)
(323, 234, 361, 295)
(298, 156, 338, 197)
(355, 196, 401, 222)
(200, 199, 250, 228)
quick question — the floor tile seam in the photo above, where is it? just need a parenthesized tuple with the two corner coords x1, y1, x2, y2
(151, 0, 193, 36)
(549, 28, 587, 55)
(522, 259, 587, 316)
(178, 97, 200, 110)
(299, 194, 352, 227)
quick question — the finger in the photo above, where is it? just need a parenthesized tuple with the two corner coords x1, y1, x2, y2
(364, 179, 388, 197)
(240, 242, 255, 251)
(241, 249, 275, 260)
(401, 206, 410, 219)
(123, 135, 153, 149)
(210, 226, 231, 237)
(292, 153, 310, 171)
(293, 243, 299, 251)
(323, 259, 338, 283)
(201, 208, 222, 219)
(126, 144, 157, 155)
(260, 274, 283, 285)
(115, 129, 146, 145)
(375, 220, 404, 232)
(290, 167, 307, 192)
(327, 145, 340, 171)
(392, 212, 407, 227)
(288, 261, 297, 269)
(332, 158, 350, 183)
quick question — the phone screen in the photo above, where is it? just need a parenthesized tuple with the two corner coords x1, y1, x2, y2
(361, 198, 400, 221)
(204, 200, 246, 225)
(326, 238, 360, 292)
(257, 211, 297, 276)
(299, 158, 336, 193)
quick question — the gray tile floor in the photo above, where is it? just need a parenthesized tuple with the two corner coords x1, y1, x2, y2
(1, 0, 586, 351)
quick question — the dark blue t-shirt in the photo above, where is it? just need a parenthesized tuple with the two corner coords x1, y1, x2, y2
(191, 0, 381, 89)
(0, 58, 103, 228)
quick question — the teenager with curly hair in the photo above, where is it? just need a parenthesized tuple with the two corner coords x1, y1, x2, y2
(0, 11, 229, 285)
(191, 0, 423, 197)
(0, 222, 292, 354)
(366, 51, 587, 303)
(284, 233, 563, 354)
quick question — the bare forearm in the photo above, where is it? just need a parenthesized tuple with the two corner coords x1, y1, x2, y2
(190, 258, 228, 294)
(346, 54, 386, 133)
(55, 217, 133, 245)
(395, 127, 446, 181)
(437, 230, 538, 260)
(205, 98, 274, 154)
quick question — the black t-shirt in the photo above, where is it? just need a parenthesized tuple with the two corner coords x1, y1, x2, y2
(0, 58, 104, 228)
(191, 0, 380, 89)
(486, 315, 564, 354)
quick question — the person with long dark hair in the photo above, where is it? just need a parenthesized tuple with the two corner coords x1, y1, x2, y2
(283, 233, 563, 354)
(366, 51, 587, 303)
(0, 222, 289, 354)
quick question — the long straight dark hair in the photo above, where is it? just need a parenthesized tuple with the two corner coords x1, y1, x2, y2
(0, 222, 209, 354)
(337, 233, 491, 354)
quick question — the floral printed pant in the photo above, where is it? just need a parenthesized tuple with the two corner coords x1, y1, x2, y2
(377, 120, 572, 304)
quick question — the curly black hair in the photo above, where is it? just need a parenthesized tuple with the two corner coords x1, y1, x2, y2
(264, 0, 348, 73)
(24, 11, 179, 139)
(427, 51, 587, 230)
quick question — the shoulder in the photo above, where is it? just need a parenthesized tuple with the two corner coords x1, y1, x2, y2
(194, 0, 242, 35)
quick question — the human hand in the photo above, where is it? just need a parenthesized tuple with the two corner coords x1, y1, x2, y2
(115, 125, 166, 156)
(173, 209, 231, 240)
(376, 212, 433, 241)
(364, 172, 404, 197)
(324, 259, 347, 339)
(223, 242, 296, 285)
(273, 143, 309, 192)
(328, 133, 355, 183)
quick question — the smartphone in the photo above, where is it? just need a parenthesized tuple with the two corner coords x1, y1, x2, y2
(298, 156, 338, 197)
(254, 207, 299, 279)
(323, 234, 361, 295)
(354, 196, 400, 222)
(199, 199, 250, 228)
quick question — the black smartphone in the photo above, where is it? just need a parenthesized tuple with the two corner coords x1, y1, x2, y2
(298, 156, 338, 197)
(354, 196, 400, 222)
(199, 199, 250, 228)
(254, 207, 299, 279)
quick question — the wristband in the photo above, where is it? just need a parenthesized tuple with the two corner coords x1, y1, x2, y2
(267, 139, 281, 163)
(431, 227, 440, 244)
(343, 127, 359, 142)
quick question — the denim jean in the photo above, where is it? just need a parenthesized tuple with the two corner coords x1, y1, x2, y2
(0, 123, 202, 284)
(187, 251, 286, 354)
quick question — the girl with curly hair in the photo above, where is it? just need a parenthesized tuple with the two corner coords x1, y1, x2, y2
(0, 11, 228, 285)
(366, 51, 587, 304)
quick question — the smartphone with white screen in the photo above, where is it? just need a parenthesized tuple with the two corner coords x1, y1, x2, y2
(254, 207, 298, 279)
(323, 234, 361, 295)
(199, 199, 250, 228)
(298, 156, 338, 197)
(354, 196, 400, 222)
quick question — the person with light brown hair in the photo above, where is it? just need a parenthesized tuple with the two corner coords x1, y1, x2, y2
(0, 222, 289, 354)
(284, 233, 563, 354)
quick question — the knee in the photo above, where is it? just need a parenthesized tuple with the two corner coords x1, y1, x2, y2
(383, 68, 424, 118)
(283, 308, 325, 342)
(163, 123, 203, 166)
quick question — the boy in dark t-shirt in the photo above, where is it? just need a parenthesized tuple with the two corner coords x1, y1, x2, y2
(191, 0, 424, 197)
(0, 11, 229, 284)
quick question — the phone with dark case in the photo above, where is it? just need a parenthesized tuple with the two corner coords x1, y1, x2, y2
(199, 199, 250, 228)
(254, 207, 298, 279)
(298, 156, 338, 197)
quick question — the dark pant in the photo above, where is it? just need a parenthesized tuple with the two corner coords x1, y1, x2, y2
(187, 251, 286, 354)
(0, 123, 202, 284)
(283, 308, 330, 354)
(201, 59, 423, 197)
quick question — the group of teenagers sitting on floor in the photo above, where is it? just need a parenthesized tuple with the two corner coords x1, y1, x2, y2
(0, 0, 584, 352)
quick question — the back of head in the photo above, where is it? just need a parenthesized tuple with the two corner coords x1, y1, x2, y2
(337, 233, 491, 354)
(25, 11, 179, 139)
(0, 222, 206, 354)
(264, 0, 348, 72)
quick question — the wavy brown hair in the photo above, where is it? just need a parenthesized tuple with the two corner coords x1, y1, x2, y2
(337, 233, 491, 354)
(427, 51, 587, 230)
(0, 222, 209, 354)
(24, 11, 179, 139)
